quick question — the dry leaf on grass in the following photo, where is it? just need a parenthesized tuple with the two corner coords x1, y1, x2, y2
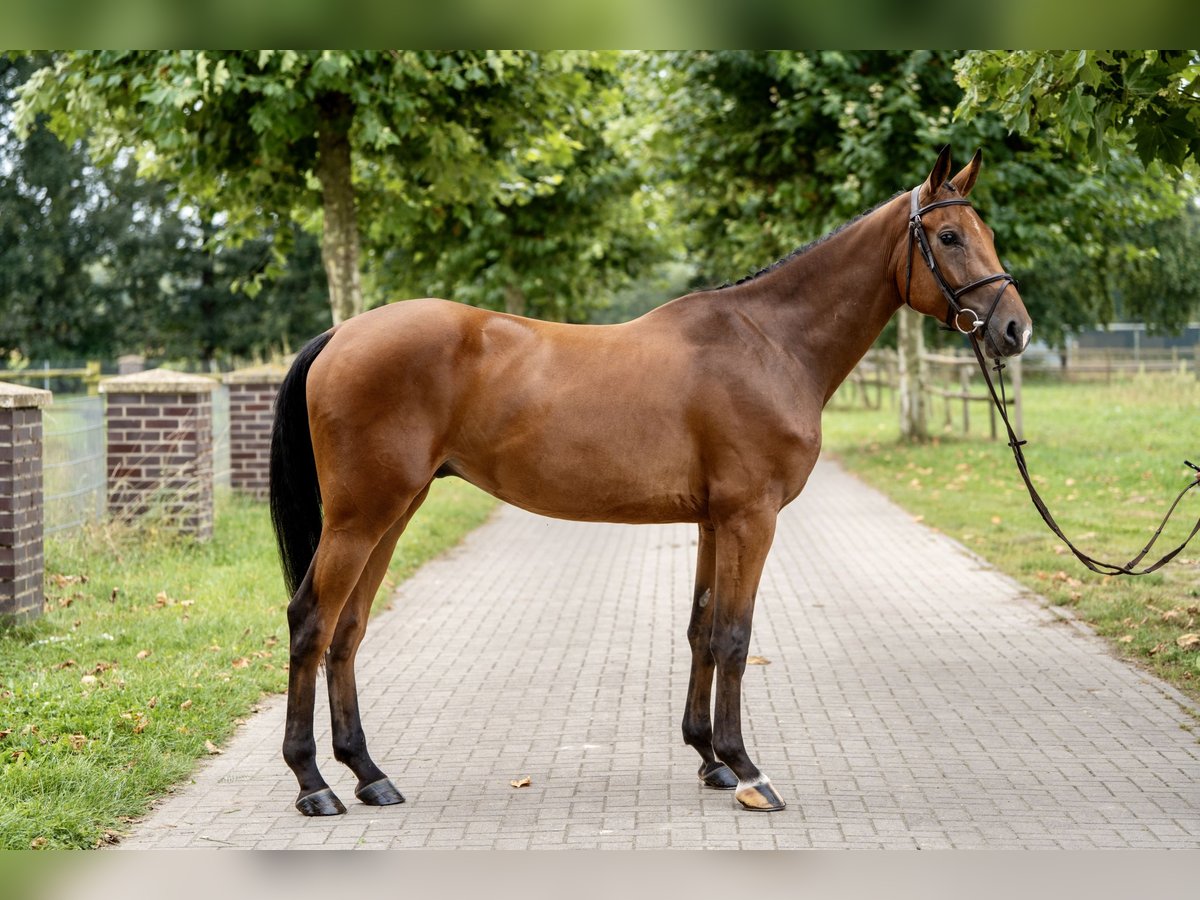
(746, 656, 771, 665)
(510, 776, 531, 788)
(204, 740, 222, 755)
(136, 649, 152, 660)
(1176, 633, 1200, 651)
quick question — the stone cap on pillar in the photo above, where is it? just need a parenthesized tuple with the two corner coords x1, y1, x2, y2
(99, 368, 219, 394)
(222, 364, 289, 386)
(0, 381, 53, 409)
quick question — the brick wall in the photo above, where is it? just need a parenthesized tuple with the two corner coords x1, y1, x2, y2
(1, 383, 51, 622)
(101, 369, 218, 540)
(225, 367, 286, 501)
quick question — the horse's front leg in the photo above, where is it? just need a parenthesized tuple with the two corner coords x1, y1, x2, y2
(710, 506, 786, 811)
(682, 523, 738, 789)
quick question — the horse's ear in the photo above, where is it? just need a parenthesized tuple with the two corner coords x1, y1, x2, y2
(921, 145, 953, 203)
(950, 148, 982, 198)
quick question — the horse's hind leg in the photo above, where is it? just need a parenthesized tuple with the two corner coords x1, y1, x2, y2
(283, 524, 381, 816)
(682, 524, 738, 790)
(325, 484, 431, 807)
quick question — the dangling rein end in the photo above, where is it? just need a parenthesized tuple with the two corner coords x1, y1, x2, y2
(970, 335, 1200, 577)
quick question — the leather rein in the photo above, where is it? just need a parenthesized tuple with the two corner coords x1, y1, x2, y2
(904, 185, 1200, 577)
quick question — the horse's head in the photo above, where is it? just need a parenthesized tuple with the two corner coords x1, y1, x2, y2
(900, 147, 1032, 358)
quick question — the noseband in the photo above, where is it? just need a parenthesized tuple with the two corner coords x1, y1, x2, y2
(904, 185, 1017, 341)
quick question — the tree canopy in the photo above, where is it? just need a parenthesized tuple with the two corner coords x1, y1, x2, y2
(1, 55, 330, 363)
(16, 50, 663, 326)
(648, 50, 1200, 344)
(3, 50, 1199, 364)
(955, 50, 1200, 173)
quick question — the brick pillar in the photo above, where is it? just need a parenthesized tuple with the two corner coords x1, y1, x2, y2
(101, 368, 218, 540)
(224, 365, 287, 501)
(0, 382, 52, 622)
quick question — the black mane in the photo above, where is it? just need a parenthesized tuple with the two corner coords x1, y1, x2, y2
(715, 189, 906, 290)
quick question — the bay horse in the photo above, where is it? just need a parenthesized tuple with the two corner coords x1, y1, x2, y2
(270, 147, 1032, 816)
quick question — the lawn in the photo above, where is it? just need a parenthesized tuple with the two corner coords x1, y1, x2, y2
(822, 370, 1200, 706)
(0, 479, 496, 849)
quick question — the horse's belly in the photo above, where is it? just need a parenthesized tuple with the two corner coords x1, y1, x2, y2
(448, 441, 703, 525)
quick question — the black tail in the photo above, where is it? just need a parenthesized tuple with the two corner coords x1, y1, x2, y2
(270, 331, 334, 597)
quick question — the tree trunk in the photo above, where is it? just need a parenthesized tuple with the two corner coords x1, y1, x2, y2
(897, 305, 929, 443)
(504, 284, 527, 317)
(314, 91, 362, 326)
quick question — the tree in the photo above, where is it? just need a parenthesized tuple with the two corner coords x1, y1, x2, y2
(1, 54, 330, 364)
(17, 51, 636, 325)
(646, 50, 1200, 441)
(651, 51, 1198, 343)
(373, 62, 669, 322)
(955, 51, 1200, 172)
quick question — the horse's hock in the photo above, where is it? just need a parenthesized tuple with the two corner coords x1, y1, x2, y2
(100, 368, 218, 540)
(0, 381, 52, 622)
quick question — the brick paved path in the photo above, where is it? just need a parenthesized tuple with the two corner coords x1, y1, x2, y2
(120, 460, 1200, 849)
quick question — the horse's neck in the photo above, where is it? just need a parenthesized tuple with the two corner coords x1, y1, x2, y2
(730, 196, 907, 403)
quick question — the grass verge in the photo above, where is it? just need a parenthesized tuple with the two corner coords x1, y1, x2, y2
(823, 373, 1200, 707)
(0, 479, 495, 849)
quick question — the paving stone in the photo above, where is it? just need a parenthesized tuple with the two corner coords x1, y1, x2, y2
(118, 459, 1200, 849)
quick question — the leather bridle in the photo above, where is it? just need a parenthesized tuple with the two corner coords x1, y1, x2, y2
(904, 185, 1017, 346)
(903, 184, 1200, 577)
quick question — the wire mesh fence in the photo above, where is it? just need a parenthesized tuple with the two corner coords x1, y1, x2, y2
(39, 385, 233, 536)
(41, 395, 104, 536)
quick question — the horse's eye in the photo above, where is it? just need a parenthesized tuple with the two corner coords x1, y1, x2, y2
(939, 231, 957, 246)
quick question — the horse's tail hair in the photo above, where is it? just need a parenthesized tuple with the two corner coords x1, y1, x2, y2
(270, 330, 334, 598)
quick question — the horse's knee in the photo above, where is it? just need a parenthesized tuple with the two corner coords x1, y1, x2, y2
(710, 624, 751, 669)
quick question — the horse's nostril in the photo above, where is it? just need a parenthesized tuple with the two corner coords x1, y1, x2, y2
(1005, 318, 1020, 348)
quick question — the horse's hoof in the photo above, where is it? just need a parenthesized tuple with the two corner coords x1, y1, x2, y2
(735, 777, 787, 812)
(355, 777, 405, 806)
(698, 761, 738, 790)
(295, 787, 347, 816)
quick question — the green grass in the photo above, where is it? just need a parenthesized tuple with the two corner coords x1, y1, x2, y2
(823, 372, 1200, 706)
(0, 479, 495, 849)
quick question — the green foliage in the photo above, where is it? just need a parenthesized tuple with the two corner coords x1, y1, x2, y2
(0, 55, 330, 363)
(956, 50, 1200, 173)
(16, 51, 660, 325)
(374, 57, 669, 321)
(651, 50, 1200, 345)
(0, 481, 495, 849)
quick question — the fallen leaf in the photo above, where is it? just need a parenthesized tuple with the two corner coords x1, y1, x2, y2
(180, 699, 193, 710)
(68, 733, 87, 751)
(1149, 642, 1170, 656)
(80, 675, 97, 686)
(1117, 635, 1133, 643)
(29, 837, 48, 849)
(1176, 633, 1200, 651)
(204, 740, 222, 754)
(53, 659, 77, 670)
(0, 729, 11, 741)
(510, 776, 531, 788)
(147, 696, 158, 709)
(990, 515, 1002, 525)
(136, 649, 152, 660)
(746, 656, 771, 665)
(109, 587, 119, 603)
(231, 657, 250, 669)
